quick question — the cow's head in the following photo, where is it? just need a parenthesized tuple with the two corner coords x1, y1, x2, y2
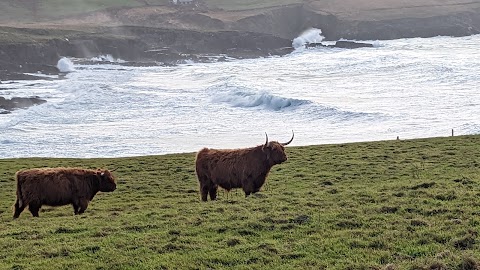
(262, 131, 294, 165)
(98, 169, 117, 192)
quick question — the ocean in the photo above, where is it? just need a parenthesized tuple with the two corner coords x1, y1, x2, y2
(1, 30, 479, 158)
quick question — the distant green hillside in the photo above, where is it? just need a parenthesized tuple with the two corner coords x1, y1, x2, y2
(0, 0, 304, 23)
(205, 0, 301, 11)
(0, 0, 169, 22)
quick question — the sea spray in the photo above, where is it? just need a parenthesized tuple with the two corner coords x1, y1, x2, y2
(292, 28, 325, 49)
(91, 54, 125, 63)
(57, 57, 75, 72)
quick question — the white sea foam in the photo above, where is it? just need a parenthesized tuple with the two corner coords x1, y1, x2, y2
(90, 54, 126, 63)
(372, 40, 382, 47)
(292, 28, 325, 49)
(1, 35, 480, 158)
(213, 88, 309, 111)
(56, 57, 75, 72)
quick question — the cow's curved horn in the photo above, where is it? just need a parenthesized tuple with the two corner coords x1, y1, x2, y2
(264, 132, 269, 147)
(281, 130, 294, 146)
(110, 167, 118, 172)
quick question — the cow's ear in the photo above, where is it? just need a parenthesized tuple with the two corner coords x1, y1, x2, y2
(262, 146, 271, 160)
(262, 143, 271, 151)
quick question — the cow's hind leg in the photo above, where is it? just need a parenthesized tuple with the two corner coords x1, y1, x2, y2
(200, 183, 210, 201)
(209, 184, 218, 201)
(199, 175, 212, 202)
(13, 198, 25, 219)
(28, 202, 41, 217)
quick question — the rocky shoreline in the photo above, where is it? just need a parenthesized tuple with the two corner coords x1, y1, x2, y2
(1, 2, 479, 111)
(0, 96, 46, 114)
(0, 26, 294, 80)
(2, 2, 480, 79)
(0, 25, 295, 111)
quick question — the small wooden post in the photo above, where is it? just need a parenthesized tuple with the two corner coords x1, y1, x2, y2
(452, 129, 454, 137)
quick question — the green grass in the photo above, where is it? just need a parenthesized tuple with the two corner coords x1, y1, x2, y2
(0, 0, 302, 23)
(204, 0, 302, 11)
(0, 0, 169, 22)
(0, 27, 84, 44)
(36, 0, 169, 17)
(1, 135, 480, 269)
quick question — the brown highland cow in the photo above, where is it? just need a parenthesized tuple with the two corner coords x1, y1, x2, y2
(195, 131, 294, 201)
(13, 167, 117, 218)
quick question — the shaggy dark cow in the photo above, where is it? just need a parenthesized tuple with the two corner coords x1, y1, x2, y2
(13, 167, 117, 218)
(195, 131, 294, 201)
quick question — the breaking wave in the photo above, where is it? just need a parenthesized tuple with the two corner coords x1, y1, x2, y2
(208, 84, 382, 120)
(292, 28, 325, 49)
(212, 88, 310, 111)
(57, 57, 75, 72)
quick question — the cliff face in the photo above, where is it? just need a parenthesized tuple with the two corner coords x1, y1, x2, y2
(0, 26, 293, 80)
(227, 4, 480, 40)
(2, 1, 479, 110)
(1, 2, 480, 80)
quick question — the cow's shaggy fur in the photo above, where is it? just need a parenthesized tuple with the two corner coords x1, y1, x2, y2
(13, 167, 117, 218)
(195, 133, 293, 201)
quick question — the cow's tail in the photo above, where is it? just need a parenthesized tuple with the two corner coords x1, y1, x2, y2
(14, 172, 24, 208)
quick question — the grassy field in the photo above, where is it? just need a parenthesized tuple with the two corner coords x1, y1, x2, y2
(203, 0, 302, 11)
(0, 0, 302, 23)
(1, 135, 480, 269)
(0, 0, 169, 22)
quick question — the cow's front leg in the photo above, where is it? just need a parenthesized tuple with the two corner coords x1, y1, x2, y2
(242, 177, 255, 197)
(252, 176, 265, 194)
(77, 198, 89, 214)
(209, 184, 218, 201)
(72, 202, 79, 215)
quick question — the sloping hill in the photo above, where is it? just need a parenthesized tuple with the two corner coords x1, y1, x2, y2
(0, 0, 169, 22)
(1, 0, 480, 80)
(1, 0, 479, 40)
(307, 0, 480, 20)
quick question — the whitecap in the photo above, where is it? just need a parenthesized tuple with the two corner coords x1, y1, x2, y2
(91, 54, 126, 63)
(292, 28, 325, 49)
(57, 57, 75, 72)
(213, 88, 309, 111)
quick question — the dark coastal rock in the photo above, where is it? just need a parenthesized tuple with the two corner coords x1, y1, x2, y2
(0, 71, 49, 81)
(0, 96, 46, 113)
(0, 26, 293, 81)
(305, 42, 325, 48)
(305, 40, 374, 49)
(332, 41, 374, 49)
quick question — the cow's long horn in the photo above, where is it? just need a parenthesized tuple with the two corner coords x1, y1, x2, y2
(264, 132, 269, 147)
(281, 130, 294, 146)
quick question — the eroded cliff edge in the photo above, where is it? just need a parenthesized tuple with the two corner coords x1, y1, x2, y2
(1, 2, 480, 80)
